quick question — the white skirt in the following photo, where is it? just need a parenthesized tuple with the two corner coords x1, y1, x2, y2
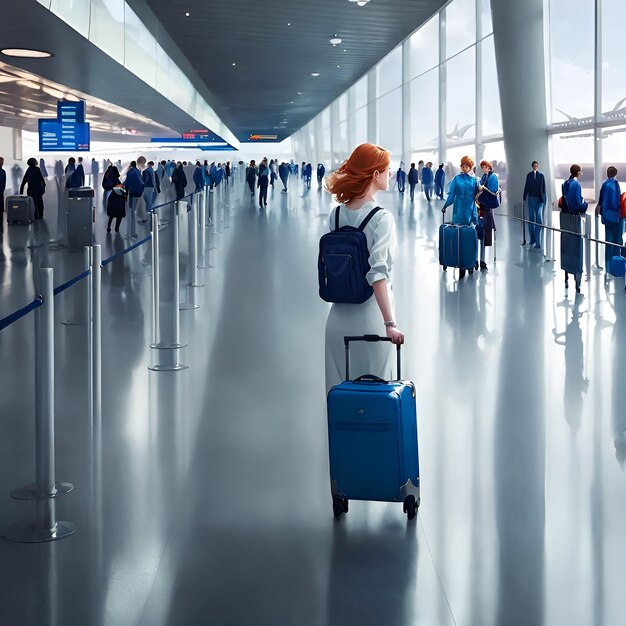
(325, 291, 395, 393)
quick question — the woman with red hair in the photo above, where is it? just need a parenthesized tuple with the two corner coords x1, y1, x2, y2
(442, 155, 480, 278)
(323, 143, 404, 391)
(476, 159, 500, 270)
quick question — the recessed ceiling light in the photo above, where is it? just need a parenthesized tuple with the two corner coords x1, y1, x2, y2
(329, 36, 342, 46)
(311, 72, 320, 77)
(337, 65, 340, 68)
(344, 49, 347, 52)
(232, 62, 236, 66)
(290, 100, 294, 104)
(297, 92, 303, 95)
(185, 12, 190, 16)
(287, 22, 291, 26)
(1, 48, 52, 58)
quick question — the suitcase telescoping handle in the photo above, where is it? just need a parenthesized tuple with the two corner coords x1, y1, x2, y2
(343, 335, 401, 382)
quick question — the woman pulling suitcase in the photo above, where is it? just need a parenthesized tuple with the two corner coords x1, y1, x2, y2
(323, 143, 404, 391)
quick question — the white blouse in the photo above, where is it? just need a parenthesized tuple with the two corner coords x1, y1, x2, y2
(327, 201, 398, 286)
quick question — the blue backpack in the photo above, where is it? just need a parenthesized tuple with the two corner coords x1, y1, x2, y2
(602, 178, 621, 224)
(318, 206, 382, 304)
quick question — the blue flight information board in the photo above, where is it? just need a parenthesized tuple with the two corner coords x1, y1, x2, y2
(57, 100, 85, 124)
(38, 120, 90, 152)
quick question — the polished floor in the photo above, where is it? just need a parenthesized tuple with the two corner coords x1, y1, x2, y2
(0, 174, 625, 626)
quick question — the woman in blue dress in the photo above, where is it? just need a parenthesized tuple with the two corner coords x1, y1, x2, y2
(442, 156, 480, 278)
(476, 159, 500, 270)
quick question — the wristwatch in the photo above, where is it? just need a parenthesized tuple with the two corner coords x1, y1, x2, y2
(384, 320, 396, 328)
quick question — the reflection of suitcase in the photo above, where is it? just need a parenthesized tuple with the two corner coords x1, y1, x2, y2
(326, 335, 420, 520)
(560, 212, 583, 275)
(6, 195, 35, 224)
(439, 223, 478, 271)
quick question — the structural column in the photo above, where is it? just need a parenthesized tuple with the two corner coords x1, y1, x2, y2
(491, 0, 551, 207)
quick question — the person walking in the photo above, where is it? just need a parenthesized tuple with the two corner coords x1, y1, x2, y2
(396, 163, 406, 194)
(141, 160, 160, 221)
(317, 163, 326, 189)
(225, 161, 231, 185)
(305, 163, 313, 189)
(246, 160, 257, 196)
(193, 161, 204, 192)
(269, 159, 277, 188)
(257, 157, 270, 208)
(39, 158, 48, 179)
(408, 163, 418, 201)
(0, 156, 5, 220)
(19, 158, 46, 219)
(323, 143, 404, 392)
(596, 166, 622, 269)
(442, 156, 480, 278)
(421, 162, 434, 202)
(417, 160, 424, 190)
(301, 161, 306, 180)
(106, 184, 126, 233)
(91, 157, 99, 190)
(171, 161, 188, 201)
(278, 161, 289, 193)
(102, 163, 121, 209)
(476, 159, 500, 270)
(124, 160, 144, 239)
(76, 157, 85, 187)
(65, 157, 81, 189)
(435, 163, 445, 199)
(523, 160, 547, 249)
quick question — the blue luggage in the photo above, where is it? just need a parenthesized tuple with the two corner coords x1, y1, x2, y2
(608, 255, 626, 278)
(326, 335, 420, 520)
(439, 222, 479, 272)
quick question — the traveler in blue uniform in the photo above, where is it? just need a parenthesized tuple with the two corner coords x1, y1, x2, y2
(171, 162, 187, 201)
(124, 160, 144, 239)
(596, 166, 622, 268)
(246, 160, 257, 195)
(421, 162, 434, 202)
(225, 162, 231, 185)
(435, 163, 445, 199)
(317, 163, 326, 188)
(166, 160, 176, 177)
(20, 158, 46, 220)
(193, 161, 204, 192)
(278, 161, 289, 193)
(257, 157, 270, 209)
(396, 163, 406, 194)
(76, 157, 86, 187)
(407, 163, 418, 201)
(156, 160, 165, 183)
(0, 156, 5, 218)
(305, 163, 313, 188)
(476, 159, 500, 270)
(269, 159, 277, 188)
(102, 163, 120, 210)
(91, 158, 99, 190)
(523, 160, 547, 249)
(301, 162, 306, 180)
(442, 156, 479, 278)
(142, 161, 160, 220)
(562, 164, 588, 214)
(210, 162, 218, 189)
(323, 142, 404, 392)
(65, 157, 81, 189)
(39, 158, 48, 179)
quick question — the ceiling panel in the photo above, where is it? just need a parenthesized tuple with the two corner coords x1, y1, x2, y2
(144, 0, 446, 142)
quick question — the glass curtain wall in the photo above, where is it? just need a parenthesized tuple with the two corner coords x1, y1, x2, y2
(291, 0, 504, 182)
(548, 0, 626, 203)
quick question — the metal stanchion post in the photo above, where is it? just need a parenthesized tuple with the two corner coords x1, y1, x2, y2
(522, 201, 527, 246)
(2, 267, 76, 543)
(585, 213, 592, 281)
(209, 190, 217, 249)
(151, 211, 161, 346)
(92, 245, 102, 433)
(181, 195, 204, 310)
(61, 246, 90, 325)
(198, 189, 208, 270)
(545, 202, 555, 262)
(149, 201, 188, 371)
(593, 212, 603, 272)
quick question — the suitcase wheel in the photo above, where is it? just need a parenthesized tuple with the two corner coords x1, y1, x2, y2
(332, 497, 349, 518)
(403, 495, 417, 520)
(468, 268, 474, 275)
(442, 265, 447, 271)
(475, 262, 479, 271)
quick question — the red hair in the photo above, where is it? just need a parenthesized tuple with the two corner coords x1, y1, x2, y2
(460, 156, 475, 169)
(325, 143, 391, 204)
(479, 159, 492, 170)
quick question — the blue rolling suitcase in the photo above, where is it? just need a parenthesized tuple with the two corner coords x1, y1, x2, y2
(608, 255, 626, 278)
(326, 335, 420, 520)
(439, 223, 479, 272)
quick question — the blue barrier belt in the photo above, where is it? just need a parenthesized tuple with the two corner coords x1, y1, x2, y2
(0, 296, 43, 332)
(101, 234, 152, 267)
(53, 269, 91, 296)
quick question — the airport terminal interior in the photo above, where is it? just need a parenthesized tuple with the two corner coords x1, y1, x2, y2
(1, 1, 625, 625)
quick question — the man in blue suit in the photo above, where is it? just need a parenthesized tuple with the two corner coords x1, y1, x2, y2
(523, 160, 547, 249)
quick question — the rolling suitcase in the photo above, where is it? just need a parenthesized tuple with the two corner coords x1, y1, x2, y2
(5, 195, 35, 224)
(326, 335, 420, 520)
(608, 255, 626, 278)
(439, 222, 479, 272)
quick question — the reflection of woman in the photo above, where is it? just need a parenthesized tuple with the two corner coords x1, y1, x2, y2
(324, 143, 403, 392)
(20, 158, 46, 219)
(476, 159, 499, 270)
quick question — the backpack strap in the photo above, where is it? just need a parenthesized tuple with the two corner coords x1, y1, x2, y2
(358, 207, 382, 231)
(334, 205, 341, 231)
